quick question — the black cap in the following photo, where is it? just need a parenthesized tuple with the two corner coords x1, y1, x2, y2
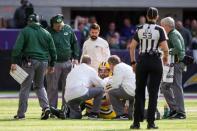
(27, 13, 40, 23)
(147, 7, 158, 19)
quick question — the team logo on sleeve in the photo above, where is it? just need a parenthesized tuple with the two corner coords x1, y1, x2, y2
(64, 32, 68, 35)
(183, 73, 197, 88)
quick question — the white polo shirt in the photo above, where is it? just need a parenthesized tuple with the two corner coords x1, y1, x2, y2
(111, 62, 136, 96)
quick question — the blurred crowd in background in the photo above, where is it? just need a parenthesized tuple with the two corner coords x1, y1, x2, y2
(0, 0, 197, 52)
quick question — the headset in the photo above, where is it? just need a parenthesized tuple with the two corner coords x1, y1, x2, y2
(50, 14, 64, 27)
(27, 13, 40, 23)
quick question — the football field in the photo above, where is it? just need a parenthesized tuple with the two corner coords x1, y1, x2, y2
(0, 94, 197, 131)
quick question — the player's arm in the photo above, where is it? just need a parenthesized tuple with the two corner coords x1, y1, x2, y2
(158, 27, 169, 65)
(11, 30, 25, 71)
(129, 29, 139, 72)
(80, 42, 87, 63)
(130, 39, 138, 64)
(170, 34, 185, 60)
(159, 40, 169, 65)
(70, 30, 80, 63)
(102, 41, 111, 61)
(129, 38, 138, 72)
(109, 67, 123, 91)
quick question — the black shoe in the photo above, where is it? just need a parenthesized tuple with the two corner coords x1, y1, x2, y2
(49, 113, 56, 118)
(50, 105, 69, 119)
(50, 106, 61, 118)
(114, 114, 129, 120)
(168, 110, 177, 118)
(14, 115, 25, 120)
(130, 124, 140, 129)
(58, 110, 67, 119)
(61, 104, 69, 119)
(41, 107, 50, 120)
(170, 112, 186, 119)
(88, 112, 99, 119)
(147, 124, 158, 129)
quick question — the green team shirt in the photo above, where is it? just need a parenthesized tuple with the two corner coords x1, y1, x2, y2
(12, 23, 57, 66)
(48, 24, 79, 62)
(168, 29, 185, 61)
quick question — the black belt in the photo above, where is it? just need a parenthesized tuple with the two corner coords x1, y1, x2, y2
(139, 52, 161, 57)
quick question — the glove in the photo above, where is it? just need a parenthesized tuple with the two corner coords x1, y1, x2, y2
(182, 55, 194, 65)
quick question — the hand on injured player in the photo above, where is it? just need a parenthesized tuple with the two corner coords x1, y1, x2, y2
(104, 77, 113, 93)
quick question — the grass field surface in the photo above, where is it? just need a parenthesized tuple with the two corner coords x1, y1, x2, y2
(0, 97, 197, 131)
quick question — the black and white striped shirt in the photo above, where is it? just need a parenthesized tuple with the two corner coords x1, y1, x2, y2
(134, 22, 168, 54)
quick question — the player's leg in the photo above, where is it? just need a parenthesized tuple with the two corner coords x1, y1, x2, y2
(34, 60, 50, 120)
(46, 63, 61, 108)
(131, 59, 148, 129)
(85, 87, 104, 118)
(108, 88, 125, 118)
(15, 65, 35, 119)
(61, 60, 72, 108)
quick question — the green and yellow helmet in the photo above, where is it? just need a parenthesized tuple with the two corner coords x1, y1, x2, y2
(98, 62, 110, 70)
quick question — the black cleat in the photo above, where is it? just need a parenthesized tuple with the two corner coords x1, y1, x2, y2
(169, 112, 186, 119)
(130, 124, 140, 129)
(168, 110, 177, 118)
(88, 112, 99, 119)
(14, 115, 25, 120)
(41, 107, 50, 120)
(147, 124, 158, 129)
(49, 113, 56, 118)
(114, 114, 129, 120)
(50, 106, 67, 119)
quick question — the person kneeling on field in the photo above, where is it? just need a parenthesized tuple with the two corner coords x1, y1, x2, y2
(84, 62, 116, 119)
(107, 55, 136, 120)
(63, 55, 104, 119)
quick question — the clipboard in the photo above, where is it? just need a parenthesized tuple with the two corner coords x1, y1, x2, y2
(162, 53, 174, 83)
(10, 64, 29, 84)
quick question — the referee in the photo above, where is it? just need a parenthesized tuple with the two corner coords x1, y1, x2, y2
(130, 7, 169, 129)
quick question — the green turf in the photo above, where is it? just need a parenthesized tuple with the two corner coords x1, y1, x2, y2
(0, 98, 197, 131)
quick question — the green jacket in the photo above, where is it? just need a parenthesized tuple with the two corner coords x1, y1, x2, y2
(168, 29, 185, 61)
(48, 24, 79, 62)
(12, 23, 57, 66)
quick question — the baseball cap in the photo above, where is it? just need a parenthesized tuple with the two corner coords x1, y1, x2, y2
(52, 14, 64, 23)
(147, 7, 158, 19)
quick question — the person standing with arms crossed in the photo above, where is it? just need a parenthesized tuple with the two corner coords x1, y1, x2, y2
(11, 13, 57, 120)
(81, 23, 110, 71)
(160, 17, 186, 119)
(130, 7, 169, 129)
(46, 14, 79, 111)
